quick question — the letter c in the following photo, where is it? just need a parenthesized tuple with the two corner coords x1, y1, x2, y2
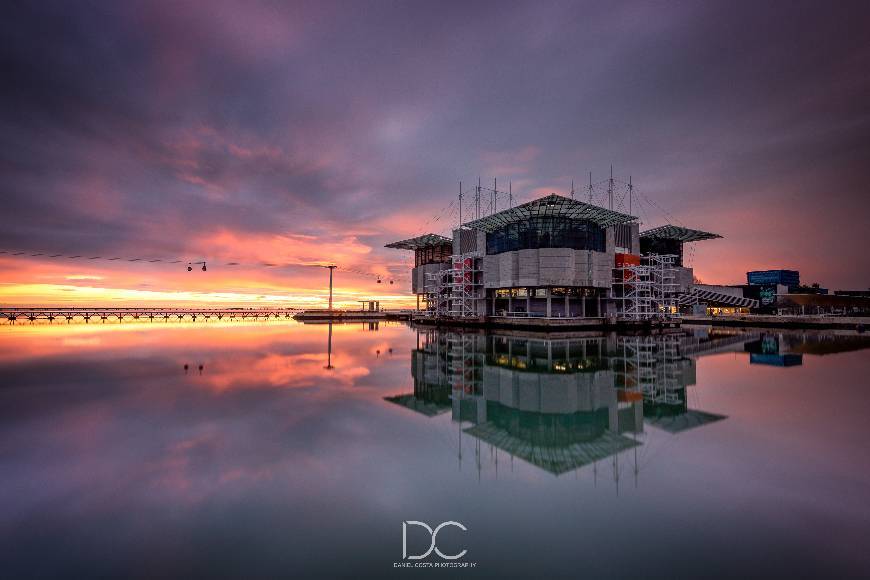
(432, 521, 468, 560)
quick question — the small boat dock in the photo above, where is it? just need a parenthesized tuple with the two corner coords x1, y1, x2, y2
(293, 300, 412, 322)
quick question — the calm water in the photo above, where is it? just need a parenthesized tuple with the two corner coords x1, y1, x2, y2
(1, 320, 869, 579)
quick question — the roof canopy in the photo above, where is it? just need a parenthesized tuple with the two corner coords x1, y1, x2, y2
(384, 233, 452, 250)
(645, 409, 727, 434)
(640, 225, 721, 242)
(463, 423, 639, 475)
(463, 194, 637, 232)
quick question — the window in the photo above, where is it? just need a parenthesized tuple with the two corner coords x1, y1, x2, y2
(415, 243, 452, 266)
(485, 217, 605, 255)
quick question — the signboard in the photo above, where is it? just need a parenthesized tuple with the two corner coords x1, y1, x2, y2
(758, 285, 776, 307)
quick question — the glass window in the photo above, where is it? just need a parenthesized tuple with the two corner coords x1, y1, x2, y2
(486, 217, 605, 255)
(415, 243, 453, 266)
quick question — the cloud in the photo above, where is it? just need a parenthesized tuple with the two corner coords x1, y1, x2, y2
(1, 0, 868, 304)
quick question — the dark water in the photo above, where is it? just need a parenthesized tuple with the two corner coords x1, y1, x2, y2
(1, 320, 868, 579)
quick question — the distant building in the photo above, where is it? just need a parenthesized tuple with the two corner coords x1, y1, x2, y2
(834, 290, 870, 297)
(747, 269, 800, 288)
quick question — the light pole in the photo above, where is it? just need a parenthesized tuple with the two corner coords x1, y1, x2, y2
(324, 264, 337, 311)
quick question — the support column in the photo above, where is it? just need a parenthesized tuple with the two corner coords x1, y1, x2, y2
(581, 296, 586, 318)
(546, 293, 552, 317)
(547, 342, 552, 370)
(565, 294, 570, 317)
(597, 294, 601, 317)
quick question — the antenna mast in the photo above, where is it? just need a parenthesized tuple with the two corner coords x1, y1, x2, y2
(608, 165, 614, 210)
(476, 177, 481, 220)
(458, 181, 463, 228)
(587, 172, 593, 204)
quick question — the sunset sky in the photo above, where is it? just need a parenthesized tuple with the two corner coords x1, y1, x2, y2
(2, 0, 869, 307)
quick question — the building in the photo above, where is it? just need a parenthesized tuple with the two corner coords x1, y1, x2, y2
(387, 193, 723, 323)
(639, 225, 721, 293)
(747, 269, 800, 288)
(384, 233, 453, 310)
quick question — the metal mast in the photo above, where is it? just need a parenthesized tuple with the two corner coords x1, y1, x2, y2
(608, 165, 614, 210)
(587, 172, 593, 204)
(476, 177, 481, 220)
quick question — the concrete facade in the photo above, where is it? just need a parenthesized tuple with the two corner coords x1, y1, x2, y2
(481, 366, 616, 415)
(675, 266, 694, 294)
(482, 248, 615, 290)
(411, 262, 445, 294)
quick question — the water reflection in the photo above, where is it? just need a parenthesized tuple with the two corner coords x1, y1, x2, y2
(388, 327, 819, 480)
(1, 320, 869, 577)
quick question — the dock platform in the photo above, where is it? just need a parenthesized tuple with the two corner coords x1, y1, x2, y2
(293, 309, 412, 322)
(683, 314, 868, 331)
(411, 314, 681, 332)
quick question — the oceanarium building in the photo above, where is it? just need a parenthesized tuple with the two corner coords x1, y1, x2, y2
(387, 193, 720, 321)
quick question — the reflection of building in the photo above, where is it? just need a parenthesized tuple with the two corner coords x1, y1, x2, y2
(615, 334, 731, 433)
(387, 327, 760, 478)
(743, 330, 870, 362)
(455, 333, 642, 475)
(745, 329, 870, 362)
(744, 333, 807, 366)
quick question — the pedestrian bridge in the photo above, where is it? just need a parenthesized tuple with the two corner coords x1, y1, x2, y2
(0, 307, 299, 323)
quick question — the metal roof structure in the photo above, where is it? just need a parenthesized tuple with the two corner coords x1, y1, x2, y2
(640, 225, 721, 242)
(462, 194, 637, 232)
(678, 287, 759, 308)
(384, 233, 452, 250)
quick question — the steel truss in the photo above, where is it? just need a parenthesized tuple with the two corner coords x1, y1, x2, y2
(617, 335, 686, 405)
(612, 253, 680, 321)
(423, 252, 484, 318)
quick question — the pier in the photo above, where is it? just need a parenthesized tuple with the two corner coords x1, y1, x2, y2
(0, 307, 300, 323)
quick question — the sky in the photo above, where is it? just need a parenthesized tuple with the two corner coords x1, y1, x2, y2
(1, 0, 869, 307)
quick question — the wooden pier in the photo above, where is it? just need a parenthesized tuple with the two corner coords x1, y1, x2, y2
(0, 307, 300, 323)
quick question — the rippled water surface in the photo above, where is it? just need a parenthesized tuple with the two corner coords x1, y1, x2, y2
(1, 320, 868, 579)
